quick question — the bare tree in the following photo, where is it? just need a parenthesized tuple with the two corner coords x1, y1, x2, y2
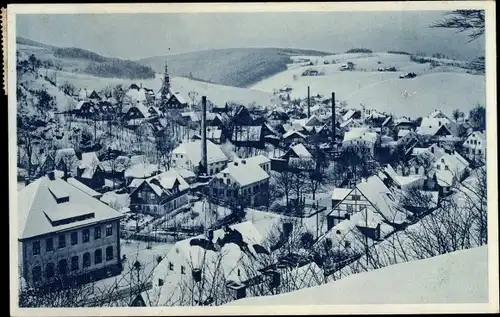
(430, 10, 485, 43)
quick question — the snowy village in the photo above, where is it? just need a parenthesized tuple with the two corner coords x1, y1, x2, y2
(13, 9, 490, 309)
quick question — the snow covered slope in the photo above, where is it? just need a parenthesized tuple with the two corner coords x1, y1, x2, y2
(228, 246, 489, 305)
(251, 53, 484, 118)
(45, 70, 277, 107)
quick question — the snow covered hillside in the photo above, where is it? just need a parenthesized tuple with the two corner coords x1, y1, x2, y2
(46, 70, 277, 108)
(251, 53, 484, 118)
(228, 245, 489, 305)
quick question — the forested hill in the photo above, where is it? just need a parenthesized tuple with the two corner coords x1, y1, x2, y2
(16, 37, 156, 80)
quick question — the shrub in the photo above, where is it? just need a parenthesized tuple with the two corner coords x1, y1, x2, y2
(345, 48, 373, 53)
(387, 50, 412, 55)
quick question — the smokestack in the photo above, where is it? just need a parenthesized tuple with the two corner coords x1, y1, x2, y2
(201, 96, 208, 175)
(307, 86, 311, 118)
(332, 92, 336, 145)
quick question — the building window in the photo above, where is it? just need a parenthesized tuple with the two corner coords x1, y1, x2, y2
(158, 279, 164, 286)
(58, 259, 68, 275)
(94, 249, 102, 264)
(45, 237, 53, 252)
(181, 266, 186, 275)
(58, 234, 66, 249)
(351, 195, 361, 201)
(71, 232, 78, 245)
(94, 226, 102, 240)
(46, 262, 55, 279)
(138, 192, 142, 199)
(444, 165, 449, 170)
(32, 241, 40, 255)
(436, 165, 441, 170)
(150, 193, 155, 200)
(478, 149, 482, 155)
(83, 253, 91, 268)
(346, 205, 353, 213)
(106, 246, 114, 261)
(83, 229, 90, 243)
(169, 262, 174, 271)
(32, 266, 42, 283)
(71, 256, 79, 271)
(106, 224, 113, 236)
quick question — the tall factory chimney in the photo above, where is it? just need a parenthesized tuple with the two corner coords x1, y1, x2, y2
(331, 92, 336, 146)
(201, 96, 208, 175)
(307, 86, 311, 118)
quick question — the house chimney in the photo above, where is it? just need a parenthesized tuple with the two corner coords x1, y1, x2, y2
(307, 86, 311, 118)
(201, 96, 208, 175)
(331, 92, 336, 145)
(47, 170, 55, 181)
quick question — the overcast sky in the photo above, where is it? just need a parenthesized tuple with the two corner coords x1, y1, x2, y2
(16, 11, 484, 60)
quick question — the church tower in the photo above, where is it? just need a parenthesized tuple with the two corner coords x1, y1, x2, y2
(160, 57, 171, 110)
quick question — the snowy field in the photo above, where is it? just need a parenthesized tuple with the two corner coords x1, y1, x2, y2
(252, 53, 485, 118)
(228, 245, 488, 305)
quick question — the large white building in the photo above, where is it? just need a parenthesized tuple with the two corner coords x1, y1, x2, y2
(18, 174, 124, 288)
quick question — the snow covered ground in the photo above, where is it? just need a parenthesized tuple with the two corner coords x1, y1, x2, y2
(252, 53, 484, 118)
(228, 245, 489, 305)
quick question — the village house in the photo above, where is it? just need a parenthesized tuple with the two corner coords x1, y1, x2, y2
(122, 102, 151, 127)
(393, 117, 416, 134)
(326, 173, 409, 229)
(416, 116, 454, 138)
(231, 125, 266, 149)
(100, 155, 131, 184)
(172, 139, 229, 176)
(431, 151, 469, 196)
(280, 143, 315, 170)
(129, 170, 190, 216)
(18, 173, 124, 288)
(73, 100, 98, 118)
(124, 158, 162, 188)
(210, 158, 270, 207)
(164, 92, 188, 109)
(212, 103, 230, 114)
(339, 118, 363, 132)
(75, 152, 105, 190)
(342, 128, 380, 156)
(267, 107, 290, 126)
(147, 221, 272, 305)
(282, 130, 307, 146)
(462, 130, 486, 162)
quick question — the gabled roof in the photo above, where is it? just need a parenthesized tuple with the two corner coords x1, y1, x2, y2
(283, 130, 306, 139)
(290, 143, 312, 158)
(332, 188, 352, 201)
(433, 152, 469, 187)
(342, 109, 356, 122)
(356, 175, 406, 224)
(242, 154, 271, 167)
(173, 139, 228, 165)
(216, 160, 269, 187)
(18, 176, 124, 240)
(416, 117, 452, 136)
(79, 152, 101, 179)
(132, 170, 190, 197)
(54, 148, 77, 165)
(170, 92, 187, 104)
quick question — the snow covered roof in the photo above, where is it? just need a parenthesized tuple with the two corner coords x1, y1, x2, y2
(79, 152, 101, 179)
(173, 139, 228, 165)
(283, 130, 307, 139)
(291, 143, 312, 158)
(126, 88, 146, 103)
(152, 221, 269, 303)
(66, 177, 102, 198)
(17, 176, 124, 240)
(343, 129, 379, 144)
(241, 154, 271, 167)
(416, 117, 452, 136)
(132, 170, 190, 196)
(124, 163, 160, 179)
(433, 152, 469, 187)
(171, 92, 187, 104)
(216, 160, 269, 187)
(332, 188, 352, 201)
(229, 246, 488, 305)
(356, 175, 406, 224)
(342, 109, 356, 122)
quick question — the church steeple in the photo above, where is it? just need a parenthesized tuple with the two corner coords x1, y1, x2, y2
(161, 57, 171, 102)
